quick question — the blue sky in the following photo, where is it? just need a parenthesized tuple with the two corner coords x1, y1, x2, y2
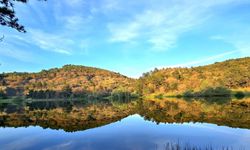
(0, 0, 250, 78)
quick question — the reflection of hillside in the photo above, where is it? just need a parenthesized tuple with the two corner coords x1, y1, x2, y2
(0, 98, 250, 131)
(0, 100, 137, 132)
(137, 98, 250, 129)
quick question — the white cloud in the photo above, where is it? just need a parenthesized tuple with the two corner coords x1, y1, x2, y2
(2, 0, 249, 65)
(152, 50, 239, 70)
(11, 0, 92, 56)
(211, 30, 250, 56)
(3, 27, 91, 56)
(171, 50, 239, 67)
(0, 48, 34, 62)
(27, 29, 74, 55)
(108, 22, 140, 42)
(0, 42, 36, 62)
(106, 0, 247, 51)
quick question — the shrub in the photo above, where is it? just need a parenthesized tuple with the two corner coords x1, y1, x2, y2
(182, 87, 231, 98)
(235, 91, 245, 99)
(196, 87, 231, 97)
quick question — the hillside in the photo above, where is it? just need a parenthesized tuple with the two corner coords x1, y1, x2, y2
(0, 65, 136, 98)
(136, 57, 250, 96)
(0, 57, 249, 99)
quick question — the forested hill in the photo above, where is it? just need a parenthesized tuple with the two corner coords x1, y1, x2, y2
(0, 65, 136, 98)
(0, 57, 250, 98)
(136, 57, 250, 95)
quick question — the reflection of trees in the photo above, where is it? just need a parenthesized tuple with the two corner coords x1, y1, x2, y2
(0, 99, 137, 132)
(137, 98, 250, 129)
(183, 96, 232, 104)
(0, 98, 249, 131)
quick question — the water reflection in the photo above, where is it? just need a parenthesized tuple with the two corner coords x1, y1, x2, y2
(138, 98, 250, 129)
(0, 114, 250, 150)
(0, 97, 249, 150)
(0, 98, 137, 132)
(0, 97, 250, 131)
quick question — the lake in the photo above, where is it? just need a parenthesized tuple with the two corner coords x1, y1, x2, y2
(0, 98, 249, 150)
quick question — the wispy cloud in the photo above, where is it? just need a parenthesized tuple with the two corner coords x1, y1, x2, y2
(7, 29, 73, 55)
(108, 22, 140, 43)
(0, 0, 249, 75)
(107, 0, 247, 51)
(29, 29, 75, 55)
(159, 50, 239, 69)
(0, 48, 35, 62)
(7, 0, 91, 57)
(2, 134, 40, 150)
(9, 0, 250, 57)
(107, 7, 198, 50)
(44, 141, 74, 150)
(185, 123, 241, 136)
(211, 31, 250, 56)
(148, 50, 241, 75)
(0, 41, 36, 62)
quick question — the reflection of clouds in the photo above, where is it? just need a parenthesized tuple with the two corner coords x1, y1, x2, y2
(44, 141, 74, 150)
(2, 135, 40, 150)
(1, 115, 250, 150)
(183, 123, 241, 136)
(236, 132, 250, 147)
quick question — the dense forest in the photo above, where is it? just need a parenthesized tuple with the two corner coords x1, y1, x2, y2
(0, 57, 250, 99)
(0, 65, 136, 99)
(136, 57, 250, 96)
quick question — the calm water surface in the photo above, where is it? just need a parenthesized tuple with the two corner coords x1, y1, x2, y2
(0, 98, 249, 150)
